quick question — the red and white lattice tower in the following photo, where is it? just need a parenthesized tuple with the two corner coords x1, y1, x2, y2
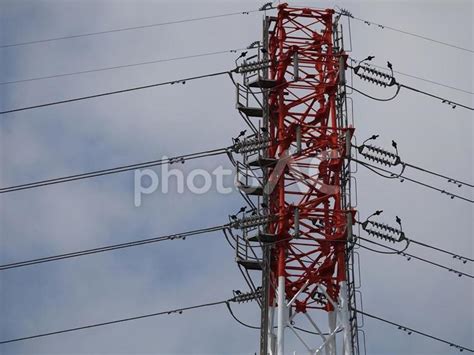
(233, 4, 358, 355)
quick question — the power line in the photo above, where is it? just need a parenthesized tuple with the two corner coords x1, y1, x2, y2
(349, 63, 474, 111)
(0, 290, 261, 345)
(346, 84, 400, 102)
(399, 83, 474, 111)
(0, 301, 222, 345)
(354, 140, 473, 188)
(357, 236, 473, 278)
(0, 224, 230, 271)
(408, 239, 473, 264)
(0, 69, 234, 115)
(0, 48, 248, 85)
(0, 9, 264, 49)
(403, 162, 474, 188)
(0, 146, 231, 194)
(353, 158, 474, 204)
(355, 309, 474, 353)
(349, 58, 474, 95)
(339, 11, 474, 54)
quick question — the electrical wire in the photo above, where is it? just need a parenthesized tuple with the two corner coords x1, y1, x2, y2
(354, 141, 473, 189)
(226, 302, 342, 336)
(357, 236, 473, 279)
(225, 302, 260, 330)
(354, 309, 474, 353)
(349, 63, 474, 111)
(403, 162, 474, 188)
(399, 84, 474, 111)
(0, 146, 231, 194)
(0, 224, 229, 271)
(340, 13, 474, 54)
(0, 69, 234, 115)
(0, 289, 262, 345)
(350, 58, 474, 95)
(0, 299, 229, 345)
(346, 84, 400, 102)
(0, 9, 264, 49)
(353, 158, 474, 204)
(408, 239, 473, 264)
(0, 48, 248, 85)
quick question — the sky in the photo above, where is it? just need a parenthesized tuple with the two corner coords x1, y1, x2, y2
(0, 0, 472, 354)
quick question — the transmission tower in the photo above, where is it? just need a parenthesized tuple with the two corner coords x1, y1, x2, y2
(232, 4, 359, 355)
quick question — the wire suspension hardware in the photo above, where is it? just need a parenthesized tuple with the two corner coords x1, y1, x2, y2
(356, 135, 473, 189)
(352, 57, 474, 110)
(361, 216, 405, 244)
(358, 209, 473, 268)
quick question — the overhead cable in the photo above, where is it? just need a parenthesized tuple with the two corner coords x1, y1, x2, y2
(357, 236, 473, 279)
(337, 9, 474, 54)
(0, 48, 248, 85)
(0, 290, 261, 345)
(353, 158, 474, 204)
(0, 146, 231, 194)
(0, 8, 271, 49)
(0, 70, 234, 115)
(0, 224, 230, 270)
(355, 309, 474, 353)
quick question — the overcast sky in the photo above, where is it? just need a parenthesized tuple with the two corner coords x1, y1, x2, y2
(0, 0, 472, 354)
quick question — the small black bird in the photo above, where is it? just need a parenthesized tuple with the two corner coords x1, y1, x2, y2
(387, 61, 393, 70)
(396, 216, 402, 225)
(392, 140, 398, 150)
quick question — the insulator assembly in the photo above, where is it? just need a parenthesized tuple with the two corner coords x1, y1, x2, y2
(236, 59, 272, 74)
(233, 214, 273, 229)
(234, 136, 270, 154)
(362, 220, 405, 243)
(354, 65, 397, 87)
(231, 288, 262, 303)
(358, 144, 401, 166)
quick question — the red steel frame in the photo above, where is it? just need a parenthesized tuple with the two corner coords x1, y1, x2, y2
(266, 4, 351, 316)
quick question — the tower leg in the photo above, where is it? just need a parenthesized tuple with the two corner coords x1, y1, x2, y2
(276, 276, 286, 355)
(268, 306, 276, 354)
(326, 311, 337, 355)
(340, 281, 353, 355)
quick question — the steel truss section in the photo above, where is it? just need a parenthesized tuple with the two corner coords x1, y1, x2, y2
(232, 4, 360, 355)
(265, 5, 357, 355)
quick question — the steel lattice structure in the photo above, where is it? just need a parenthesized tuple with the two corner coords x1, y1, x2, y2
(233, 4, 359, 355)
